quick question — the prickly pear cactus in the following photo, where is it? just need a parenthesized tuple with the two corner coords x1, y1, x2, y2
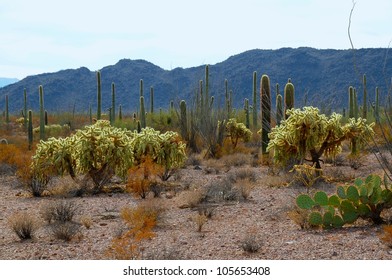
(295, 174, 392, 228)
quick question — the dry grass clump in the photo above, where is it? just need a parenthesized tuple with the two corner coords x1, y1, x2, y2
(235, 180, 256, 200)
(241, 228, 262, 253)
(193, 213, 208, 232)
(379, 225, 392, 248)
(179, 188, 206, 208)
(287, 207, 312, 230)
(8, 212, 40, 240)
(49, 221, 82, 241)
(41, 200, 78, 224)
(80, 215, 93, 229)
(204, 178, 239, 202)
(222, 153, 251, 168)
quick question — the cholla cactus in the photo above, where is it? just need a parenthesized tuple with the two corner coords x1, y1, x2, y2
(32, 120, 134, 192)
(225, 118, 252, 148)
(267, 106, 374, 170)
(130, 127, 186, 180)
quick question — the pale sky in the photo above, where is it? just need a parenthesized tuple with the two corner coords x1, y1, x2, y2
(1, 0, 391, 79)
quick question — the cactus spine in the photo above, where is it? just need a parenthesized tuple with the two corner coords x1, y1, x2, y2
(96, 71, 102, 120)
(28, 110, 33, 150)
(284, 80, 295, 120)
(111, 82, 116, 124)
(260, 74, 271, 154)
(362, 74, 367, 119)
(180, 100, 188, 141)
(39, 85, 45, 140)
(5, 94, 9, 124)
(150, 86, 154, 114)
(252, 71, 257, 129)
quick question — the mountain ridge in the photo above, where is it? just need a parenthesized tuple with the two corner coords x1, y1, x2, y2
(1, 47, 391, 114)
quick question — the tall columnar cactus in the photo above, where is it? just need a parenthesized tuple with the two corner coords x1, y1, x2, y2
(44, 110, 48, 126)
(353, 88, 358, 120)
(150, 86, 154, 114)
(276, 94, 283, 126)
(96, 71, 102, 120)
(348, 86, 354, 118)
(362, 74, 367, 119)
(140, 96, 146, 128)
(5, 94, 9, 124)
(252, 71, 258, 129)
(180, 100, 188, 141)
(205, 65, 209, 111)
(139, 79, 144, 97)
(375, 87, 380, 122)
(111, 82, 116, 124)
(23, 89, 27, 130)
(39, 85, 45, 140)
(244, 98, 250, 129)
(28, 110, 33, 150)
(260, 74, 271, 154)
(119, 104, 123, 121)
(284, 81, 295, 120)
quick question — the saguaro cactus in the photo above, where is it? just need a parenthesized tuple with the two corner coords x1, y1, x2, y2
(244, 98, 250, 129)
(140, 96, 146, 128)
(119, 104, 123, 121)
(180, 100, 188, 141)
(348, 86, 354, 118)
(284, 80, 295, 119)
(96, 71, 102, 120)
(150, 86, 154, 114)
(252, 71, 258, 129)
(375, 87, 380, 122)
(39, 85, 45, 140)
(260, 74, 271, 154)
(276, 94, 283, 126)
(139, 79, 144, 97)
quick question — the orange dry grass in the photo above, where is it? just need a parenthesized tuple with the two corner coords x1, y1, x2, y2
(380, 225, 392, 248)
(0, 144, 33, 183)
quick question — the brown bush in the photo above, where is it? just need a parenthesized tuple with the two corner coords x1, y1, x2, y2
(8, 212, 40, 240)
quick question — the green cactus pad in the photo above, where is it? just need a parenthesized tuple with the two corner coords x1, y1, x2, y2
(340, 200, 358, 223)
(346, 185, 360, 201)
(354, 178, 363, 187)
(328, 195, 340, 207)
(331, 215, 345, 227)
(309, 212, 323, 226)
(337, 186, 346, 199)
(296, 194, 315, 209)
(381, 189, 392, 203)
(358, 185, 368, 197)
(323, 211, 333, 226)
(314, 191, 328, 206)
(357, 204, 371, 216)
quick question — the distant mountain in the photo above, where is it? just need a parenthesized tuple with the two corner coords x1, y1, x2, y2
(0, 78, 19, 88)
(1, 47, 392, 114)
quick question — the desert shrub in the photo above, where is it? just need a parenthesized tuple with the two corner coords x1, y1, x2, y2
(241, 229, 262, 253)
(222, 153, 251, 168)
(179, 188, 206, 208)
(231, 168, 257, 182)
(287, 207, 312, 230)
(41, 200, 78, 224)
(236, 180, 255, 200)
(205, 178, 239, 202)
(290, 164, 322, 188)
(379, 225, 392, 248)
(193, 213, 207, 232)
(80, 215, 93, 229)
(49, 221, 81, 241)
(126, 156, 163, 199)
(8, 212, 39, 240)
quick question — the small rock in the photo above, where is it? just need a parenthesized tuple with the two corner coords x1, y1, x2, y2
(99, 223, 108, 227)
(194, 165, 202, 170)
(332, 251, 338, 257)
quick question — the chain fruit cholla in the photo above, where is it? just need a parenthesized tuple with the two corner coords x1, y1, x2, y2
(31, 120, 186, 192)
(267, 106, 374, 169)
